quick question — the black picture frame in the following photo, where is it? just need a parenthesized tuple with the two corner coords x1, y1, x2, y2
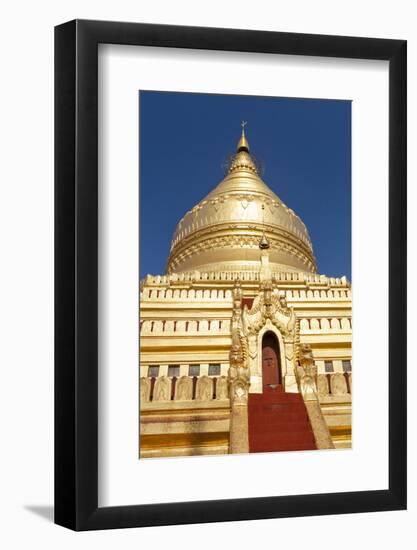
(55, 19, 407, 531)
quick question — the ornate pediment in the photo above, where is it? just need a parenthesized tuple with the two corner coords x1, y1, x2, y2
(242, 282, 296, 337)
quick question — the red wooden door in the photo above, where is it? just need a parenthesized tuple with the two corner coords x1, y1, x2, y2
(262, 332, 281, 388)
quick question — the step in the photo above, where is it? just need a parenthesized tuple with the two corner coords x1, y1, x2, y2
(250, 433, 315, 442)
(250, 425, 312, 431)
(251, 395, 304, 401)
(249, 405, 307, 416)
(249, 403, 307, 410)
(250, 431, 316, 442)
(249, 411, 310, 420)
(250, 394, 305, 402)
(249, 415, 315, 426)
(250, 402, 306, 409)
(249, 425, 315, 434)
(249, 413, 311, 420)
(250, 443, 317, 453)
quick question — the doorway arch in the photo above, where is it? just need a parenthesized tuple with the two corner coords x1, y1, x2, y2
(261, 331, 281, 389)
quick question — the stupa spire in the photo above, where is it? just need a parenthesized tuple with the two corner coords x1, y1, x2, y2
(229, 122, 258, 174)
(237, 121, 250, 152)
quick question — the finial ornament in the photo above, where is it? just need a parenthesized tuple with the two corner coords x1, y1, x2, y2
(259, 203, 270, 250)
(259, 233, 270, 250)
(237, 122, 250, 152)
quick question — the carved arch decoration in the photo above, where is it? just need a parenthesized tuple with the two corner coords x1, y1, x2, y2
(239, 283, 299, 393)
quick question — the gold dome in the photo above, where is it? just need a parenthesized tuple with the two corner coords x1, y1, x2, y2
(167, 129, 316, 275)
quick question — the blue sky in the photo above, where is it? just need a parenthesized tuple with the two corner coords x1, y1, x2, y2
(139, 91, 351, 280)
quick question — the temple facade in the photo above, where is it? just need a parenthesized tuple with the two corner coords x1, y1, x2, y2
(139, 129, 352, 458)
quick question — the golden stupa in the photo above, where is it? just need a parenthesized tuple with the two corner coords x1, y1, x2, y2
(167, 128, 316, 275)
(140, 126, 352, 459)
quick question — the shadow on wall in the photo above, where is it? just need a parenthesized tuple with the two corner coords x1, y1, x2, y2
(24, 505, 54, 523)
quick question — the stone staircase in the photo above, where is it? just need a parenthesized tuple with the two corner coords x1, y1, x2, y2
(248, 385, 317, 453)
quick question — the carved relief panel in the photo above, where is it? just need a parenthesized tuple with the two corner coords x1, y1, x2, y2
(175, 376, 193, 401)
(153, 376, 171, 402)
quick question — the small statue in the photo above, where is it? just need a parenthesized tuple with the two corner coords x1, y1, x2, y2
(296, 344, 318, 400)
